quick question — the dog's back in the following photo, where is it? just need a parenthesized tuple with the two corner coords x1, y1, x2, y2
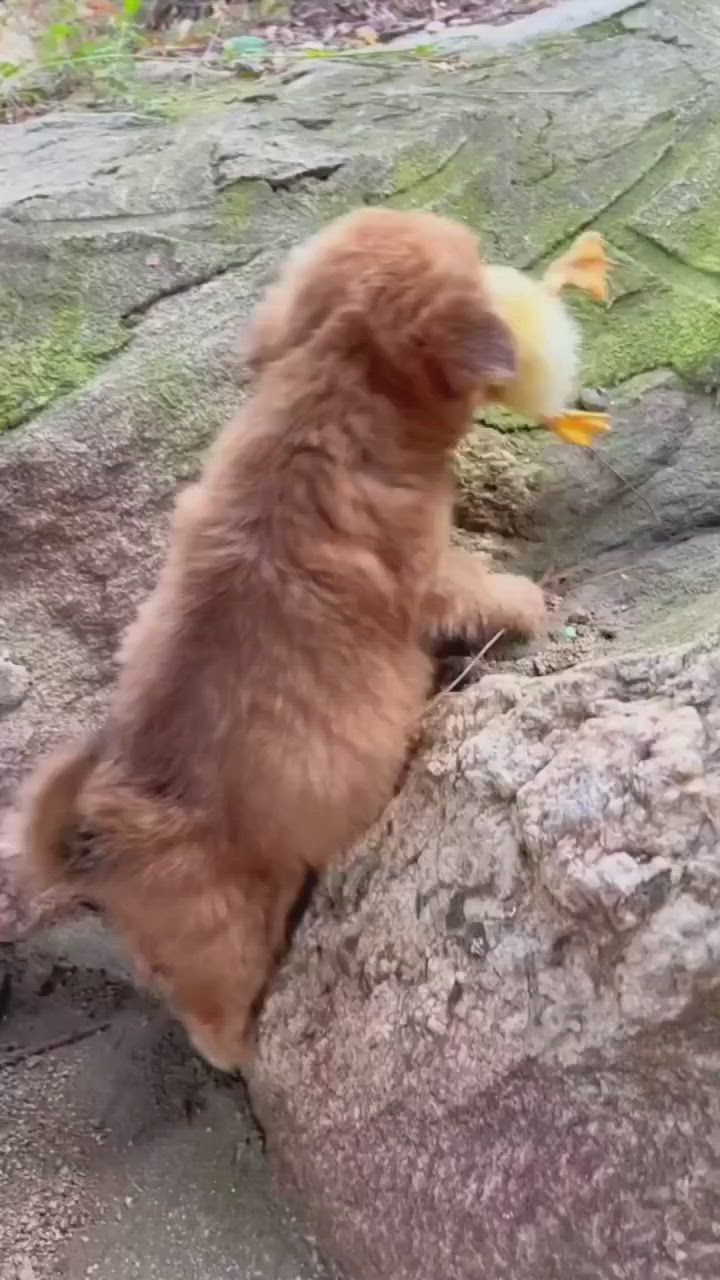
(23, 207, 522, 1067)
(105, 380, 440, 854)
(25, 325, 441, 1068)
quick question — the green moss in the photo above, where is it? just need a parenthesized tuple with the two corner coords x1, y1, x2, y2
(473, 405, 539, 434)
(217, 179, 277, 236)
(388, 144, 529, 260)
(389, 139, 534, 259)
(574, 16, 628, 42)
(0, 307, 128, 431)
(629, 132, 720, 274)
(387, 132, 720, 390)
(218, 174, 349, 255)
(137, 358, 234, 456)
(139, 80, 274, 123)
(669, 203, 720, 274)
(387, 143, 495, 225)
(577, 278, 720, 388)
(387, 133, 720, 391)
(387, 123, 630, 267)
(520, 219, 720, 390)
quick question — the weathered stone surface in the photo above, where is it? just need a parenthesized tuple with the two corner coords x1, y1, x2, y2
(455, 425, 542, 536)
(250, 638, 720, 1280)
(390, 0, 640, 49)
(0, 656, 29, 712)
(527, 373, 720, 639)
(1, 6, 720, 1274)
(630, 132, 720, 273)
(1, 4, 718, 816)
(1, 1, 720, 431)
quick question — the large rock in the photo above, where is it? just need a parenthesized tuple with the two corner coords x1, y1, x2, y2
(250, 637, 720, 1280)
(1, 4, 720, 1273)
(1, 2, 719, 891)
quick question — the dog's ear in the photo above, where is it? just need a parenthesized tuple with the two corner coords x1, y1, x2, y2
(245, 255, 517, 400)
(244, 260, 338, 373)
(416, 291, 517, 399)
(243, 284, 290, 373)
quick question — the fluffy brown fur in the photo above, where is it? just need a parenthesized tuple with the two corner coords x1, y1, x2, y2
(22, 208, 546, 1070)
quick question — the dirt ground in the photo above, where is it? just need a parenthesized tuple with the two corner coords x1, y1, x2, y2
(235, 0, 557, 44)
(140, 0, 559, 44)
(0, 941, 336, 1280)
(0, 0, 565, 86)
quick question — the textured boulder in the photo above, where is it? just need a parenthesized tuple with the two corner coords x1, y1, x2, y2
(1, 5, 720, 1274)
(250, 638, 720, 1280)
(3, 0, 720, 932)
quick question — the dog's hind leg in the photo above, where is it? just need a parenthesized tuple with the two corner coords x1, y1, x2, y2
(131, 863, 308, 1072)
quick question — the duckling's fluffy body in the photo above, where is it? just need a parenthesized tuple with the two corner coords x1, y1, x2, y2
(484, 264, 580, 421)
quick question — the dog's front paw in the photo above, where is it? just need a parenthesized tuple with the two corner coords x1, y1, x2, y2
(487, 573, 547, 638)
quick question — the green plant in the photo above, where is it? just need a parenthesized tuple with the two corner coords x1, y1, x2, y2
(1, 0, 147, 112)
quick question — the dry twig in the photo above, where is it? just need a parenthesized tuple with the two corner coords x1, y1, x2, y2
(436, 627, 507, 700)
(0, 1021, 110, 1069)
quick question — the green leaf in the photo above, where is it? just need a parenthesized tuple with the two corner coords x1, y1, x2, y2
(122, 0, 144, 20)
(47, 20, 74, 45)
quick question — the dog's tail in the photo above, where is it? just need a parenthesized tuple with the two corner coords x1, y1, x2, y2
(22, 735, 101, 893)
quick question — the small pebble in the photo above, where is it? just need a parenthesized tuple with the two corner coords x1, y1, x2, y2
(578, 387, 610, 412)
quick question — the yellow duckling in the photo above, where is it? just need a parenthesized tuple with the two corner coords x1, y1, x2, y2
(484, 231, 613, 447)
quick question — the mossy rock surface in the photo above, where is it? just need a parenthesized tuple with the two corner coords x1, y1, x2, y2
(2, 10, 720, 1278)
(2, 0, 720, 804)
(2, 2, 720, 431)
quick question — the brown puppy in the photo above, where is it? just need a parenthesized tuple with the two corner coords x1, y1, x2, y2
(22, 208, 545, 1069)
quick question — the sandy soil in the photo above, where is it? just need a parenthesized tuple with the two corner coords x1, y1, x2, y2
(0, 942, 337, 1280)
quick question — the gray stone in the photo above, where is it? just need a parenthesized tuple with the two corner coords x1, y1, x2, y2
(525, 375, 720, 647)
(134, 58, 233, 86)
(250, 639, 720, 1280)
(389, 0, 640, 49)
(3, 2, 718, 851)
(630, 131, 720, 272)
(0, 657, 29, 713)
(577, 386, 610, 412)
(1, 5, 720, 1276)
